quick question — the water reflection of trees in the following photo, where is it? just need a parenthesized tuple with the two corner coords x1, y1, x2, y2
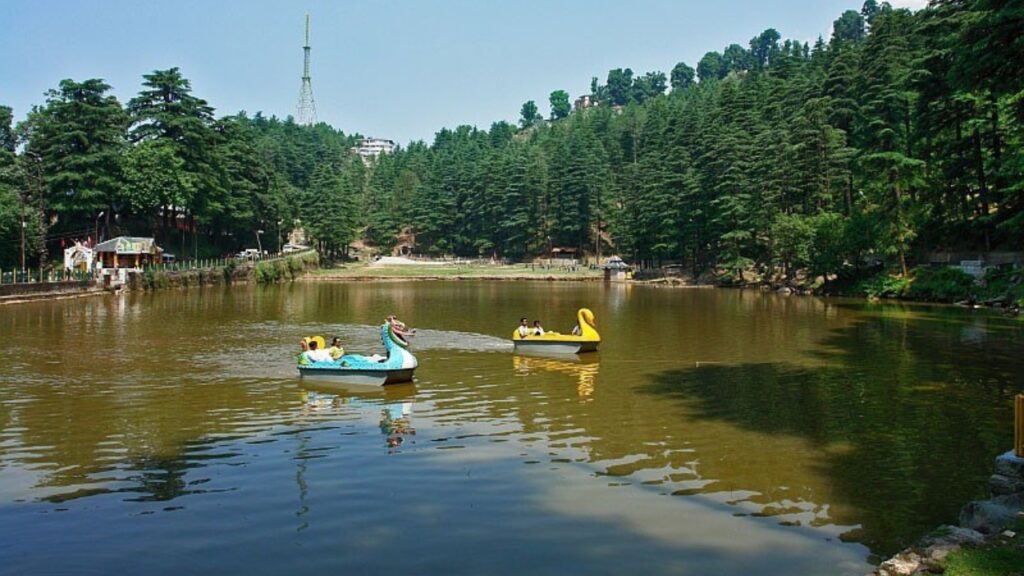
(639, 316, 1024, 555)
(420, 312, 1023, 557)
(4, 285, 1022, 558)
(4, 379, 295, 504)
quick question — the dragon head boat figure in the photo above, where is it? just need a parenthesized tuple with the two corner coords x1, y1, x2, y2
(298, 321, 418, 386)
(512, 308, 600, 355)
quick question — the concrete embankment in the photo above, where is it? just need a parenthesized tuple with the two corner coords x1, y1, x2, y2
(309, 274, 604, 283)
(0, 279, 104, 305)
(0, 251, 320, 304)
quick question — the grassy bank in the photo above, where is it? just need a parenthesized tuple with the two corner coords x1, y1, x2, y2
(312, 261, 602, 280)
(842, 266, 1024, 306)
(944, 522, 1024, 576)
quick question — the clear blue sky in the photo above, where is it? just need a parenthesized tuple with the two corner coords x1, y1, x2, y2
(0, 0, 925, 145)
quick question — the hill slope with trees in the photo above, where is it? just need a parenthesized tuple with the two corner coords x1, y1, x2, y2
(1, 0, 1021, 293)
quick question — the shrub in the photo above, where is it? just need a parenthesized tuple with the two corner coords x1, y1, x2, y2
(222, 261, 237, 283)
(252, 252, 319, 284)
(140, 269, 173, 290)
(254, 261, 277, 283)
(275, 259, 289, 280)
(852, 273, 911, 299)
(853, 267, 979, 302)
(905, 266, 976, 302)
(182, 270, 200, 287)
(978, 266, 1024, 304)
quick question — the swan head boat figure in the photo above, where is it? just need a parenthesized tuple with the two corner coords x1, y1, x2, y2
(512, 308, 600, 355)
(298, 322, 418, 386)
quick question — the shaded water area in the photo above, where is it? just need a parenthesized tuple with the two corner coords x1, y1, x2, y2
(1, 282, 1022, 575)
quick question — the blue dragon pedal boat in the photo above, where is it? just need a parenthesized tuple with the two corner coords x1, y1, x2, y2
(298, 323, 417, 386)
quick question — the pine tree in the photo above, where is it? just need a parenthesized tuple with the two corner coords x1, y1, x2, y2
(22, 79, 128, 242)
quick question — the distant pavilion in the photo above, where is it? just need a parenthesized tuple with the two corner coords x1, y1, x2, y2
(93, 237, 163, 270)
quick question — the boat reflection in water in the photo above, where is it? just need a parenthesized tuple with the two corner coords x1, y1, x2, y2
(300, 382, 417, 449)
(513, 354, 600, 399)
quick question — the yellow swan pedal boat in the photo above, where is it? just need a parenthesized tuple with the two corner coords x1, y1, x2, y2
(512, 308, 600, 355)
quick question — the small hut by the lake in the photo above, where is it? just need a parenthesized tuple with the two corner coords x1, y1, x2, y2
(550, 247, 578, 261)
(63, 241, 94, 273)
(93, 237, 163, 270)
(602, 256, 631, 282)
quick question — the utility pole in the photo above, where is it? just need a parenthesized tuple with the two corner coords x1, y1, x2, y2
(26, 151, 47, 270)
(296, 14, 317, 126)
(95, 211, 105, 246)
(19, 192, 25, 271)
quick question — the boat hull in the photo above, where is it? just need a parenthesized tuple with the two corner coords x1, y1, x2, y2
(512, 340, 599, 356)
(298, 366, 416, 386)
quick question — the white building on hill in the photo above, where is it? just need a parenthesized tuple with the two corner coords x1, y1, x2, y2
(352, 137, 396, 163)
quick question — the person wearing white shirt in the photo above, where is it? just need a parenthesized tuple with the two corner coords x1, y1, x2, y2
(303, 340, 333, 363)
(517, 317, 530, 338)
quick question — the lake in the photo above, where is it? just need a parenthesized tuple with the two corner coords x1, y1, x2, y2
(1, 281, 1021, 575)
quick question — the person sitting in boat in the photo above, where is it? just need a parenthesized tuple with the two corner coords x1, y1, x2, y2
(302, 340, 333, 363)
(571, 324, 582, 336)
(327, 337, 345, 360)
(297, 338, 311, 364)
(517, 317, 530, 338)
(532, 320, 545, 336)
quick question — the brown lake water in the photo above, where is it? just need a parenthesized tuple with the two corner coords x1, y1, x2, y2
(1, 281, 1022, 575)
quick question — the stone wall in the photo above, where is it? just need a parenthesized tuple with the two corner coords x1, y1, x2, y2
(0, 280, 98, 303)
(877, 450, 1024, 575)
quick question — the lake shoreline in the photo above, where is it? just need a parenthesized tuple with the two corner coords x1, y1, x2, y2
(307, 266, 1019, 315)
(304, 270, 1020, 314)
(3, 266, 1017, 317)
(306, 274, 606, 283)
(873, 451, 1024, 575)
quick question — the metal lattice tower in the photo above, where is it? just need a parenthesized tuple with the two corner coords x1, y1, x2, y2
(296, 14, 317, 125)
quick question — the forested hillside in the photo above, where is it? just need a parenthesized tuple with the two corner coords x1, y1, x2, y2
(1, 0, 1021, 286)
(363, 0, 1023, 284)
(0, 68, 362, 265)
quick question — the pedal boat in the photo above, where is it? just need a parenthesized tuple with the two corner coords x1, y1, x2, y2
(512, 308, 600, 355)
(298, 324, 417, 386)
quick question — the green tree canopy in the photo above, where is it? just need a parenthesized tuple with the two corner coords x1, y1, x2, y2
(519, 100, 541, 128)
(549, 90, 571, 120)
(670, 62, 696, 91)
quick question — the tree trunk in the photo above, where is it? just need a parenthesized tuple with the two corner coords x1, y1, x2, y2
(163, 205, 172, 246)
(973, 127, 991, 251)
(991, 97, 1002, 162)
(845, 173, 854, 216)
(893, 180, 909, 278)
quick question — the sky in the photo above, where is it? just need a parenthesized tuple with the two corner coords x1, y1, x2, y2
(1, 0, 928, 145)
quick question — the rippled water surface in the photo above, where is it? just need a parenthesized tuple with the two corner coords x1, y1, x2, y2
(2, 282, 1022, 575)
